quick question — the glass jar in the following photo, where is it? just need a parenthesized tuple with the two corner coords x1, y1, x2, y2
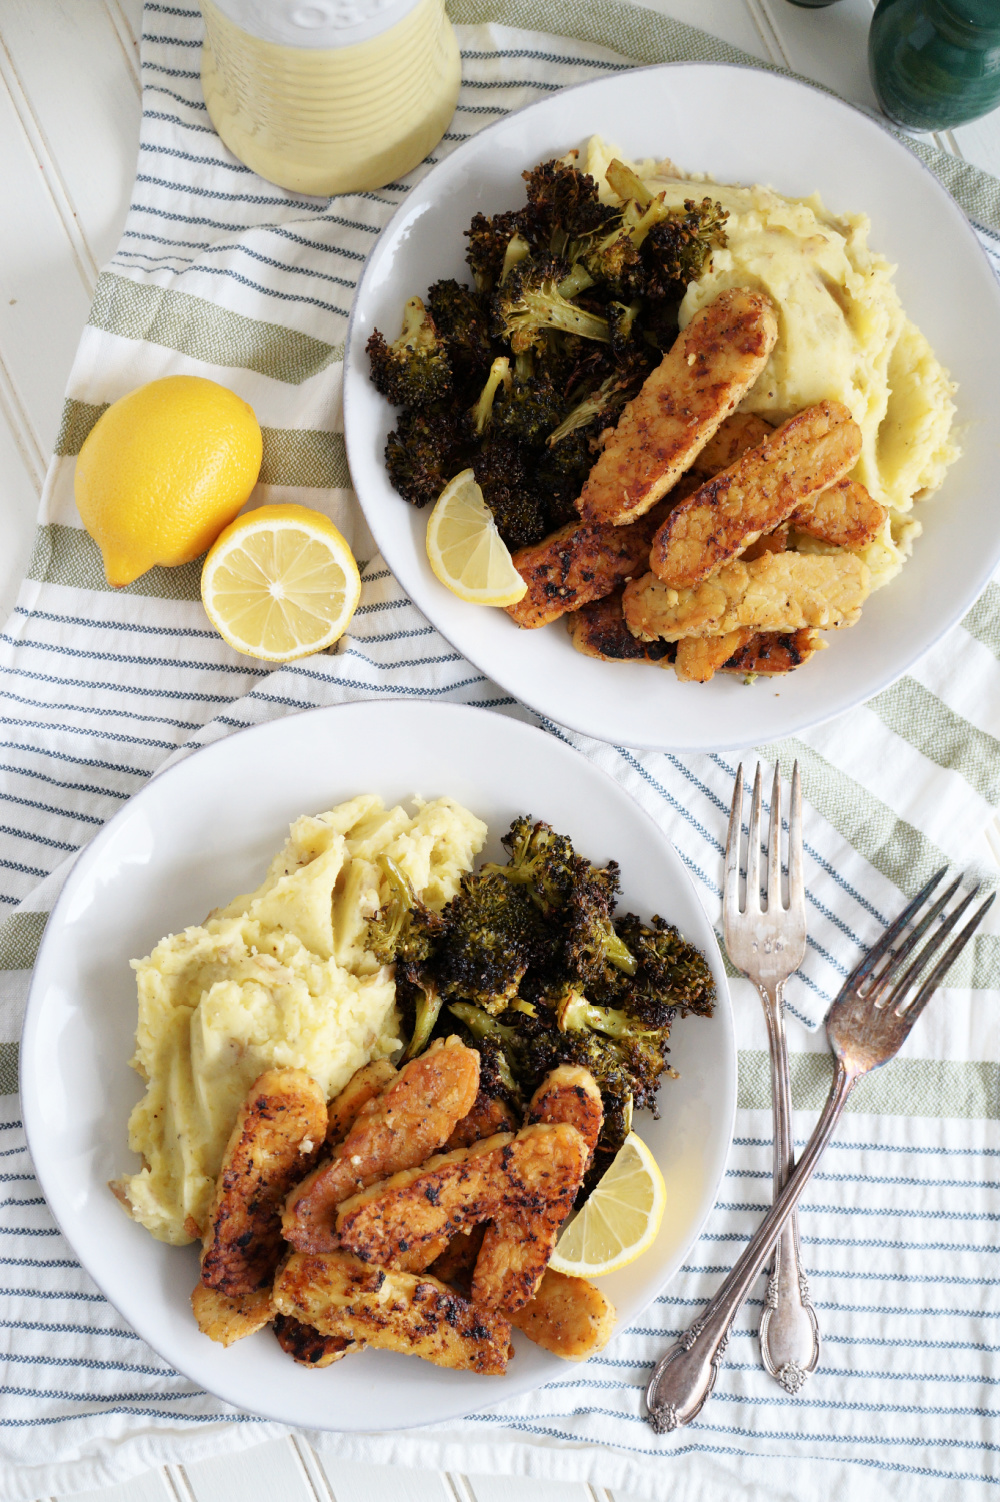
(869, 0, 1000, 132)
(200, 0, 461, 196)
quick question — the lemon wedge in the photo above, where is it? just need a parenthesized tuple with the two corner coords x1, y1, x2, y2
(548, 1131, 666, 1277)
(425, 469, 527, 607)
(201, 503, 361, 661)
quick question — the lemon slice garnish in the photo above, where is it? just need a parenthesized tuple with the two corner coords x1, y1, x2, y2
(201, 503, 361, 661)
(425, 469, 528, 607)
(548, 1131, 666, 1278)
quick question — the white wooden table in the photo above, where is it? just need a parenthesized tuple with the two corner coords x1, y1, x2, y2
(4, 1, 1000, 1499)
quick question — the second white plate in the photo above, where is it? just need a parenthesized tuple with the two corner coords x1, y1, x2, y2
(21, 701, 735, 1430)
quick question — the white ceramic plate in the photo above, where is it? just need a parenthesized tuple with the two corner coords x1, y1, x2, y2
(344, 63, 1000, 752)
(21, 701, 734, 1430)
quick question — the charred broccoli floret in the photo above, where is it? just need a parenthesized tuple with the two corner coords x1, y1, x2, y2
(366, 854, 443, 966)
(469, 356, 513, 436)
(435, 870, 548, 1014)
(491, 373, 566, 447)
(384, 403, 466, 508)
(612, 913, 716, 1017)
(487, 815, 582, 914)
(466, 208, 526, 291)
(520, 157, 619, 253)
(492, 259, 610, 355)
(471, 435, 548, 549)
(562, 867, 637, 987)
(427, 279, 495, 386)
(642, 197, 728, 303)
(366, 296, 452, 408)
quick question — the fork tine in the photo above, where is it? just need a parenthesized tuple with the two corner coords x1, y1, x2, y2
(898, 893, 996, 1025)
(765, 764, 782, 912)
(877, 884, 980, 1011)
(746, 764, 763, 913)
(787, 761, 804, 917)
(725, 764, 744, 917)
(867, 875, 964, 1006)
(843, 867, 948, 993)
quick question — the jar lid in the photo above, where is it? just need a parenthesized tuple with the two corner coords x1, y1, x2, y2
(205, 0, 427, 48)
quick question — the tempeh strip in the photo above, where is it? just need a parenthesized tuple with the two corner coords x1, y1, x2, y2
(790, 477, 888, 549)
(577, 288, 778, 526)
(273, 1251, 512, 1375)
(649, 400, 862, 587)
(200, 1068, 327, 1297)
(623, 551, 870, 641)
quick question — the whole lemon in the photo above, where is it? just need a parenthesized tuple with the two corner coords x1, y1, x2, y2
(74, 375, 263, 587)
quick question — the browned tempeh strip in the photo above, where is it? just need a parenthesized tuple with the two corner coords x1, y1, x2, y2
(336, 1124, 588, 1272)
(509, 1268, 617, 1360)
(577, 288, 778, 526)
(200, 1068, 327, 1297)
(473, 1068, 604, 1314)
(282, 1038, 479, 1254)
(273, 1312, 354, 1367)
(791, 478, 888, 549)
(190, 1282, 273, 1347)
(674, 628, 755, 684)
(649, 400, 863, 588)
(567, 587, 675, 664)
(506, 510, 662, 630)
(719, 627, 823, 676)
(325, 1060, 397, 1148)
(688, 412, 773, 477)
(273, 1251, 512, 1375)
(623, 551, 871, 642)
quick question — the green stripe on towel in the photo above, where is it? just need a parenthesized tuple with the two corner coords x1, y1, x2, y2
(739, 1050, 1000, 1118)
(0, 912, 47, 972)
(88, 273, 344, 384)
(0, 1046, 17, 1097)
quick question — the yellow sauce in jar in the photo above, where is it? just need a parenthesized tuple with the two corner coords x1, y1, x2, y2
(200, 0, 461, 196)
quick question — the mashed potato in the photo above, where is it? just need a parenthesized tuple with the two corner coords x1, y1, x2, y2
(117, 794, 487, 1245)
(586, 138, 959, 591)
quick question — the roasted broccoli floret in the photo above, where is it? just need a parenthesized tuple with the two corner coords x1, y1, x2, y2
(491, 373, 567, 447)
(492, 259, 610, 355)
(434, 870, 548, 1014)
(562, 867, 637, 988)
(471, 435, 548, 549)
(469, 356, 513, 436)
(366, 854, 442, 966)
(608, 299, 643, 360)
(642, 198, 728, 303)
(612, 913, 716, 1017)
(487, 815, 582, 914)
(520, 157, 619, 253)
(466, 208, 525, 291)
(384, 403, 466, 508)
(427, 279, 495, 386)
(366, 296, 452, 408)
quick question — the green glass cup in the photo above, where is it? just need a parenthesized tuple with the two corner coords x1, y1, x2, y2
(869, 0, 1000, 132)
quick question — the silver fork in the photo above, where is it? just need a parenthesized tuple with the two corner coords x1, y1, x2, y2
(646, 868, 994, 1432)
(724, 762, 820, 1394)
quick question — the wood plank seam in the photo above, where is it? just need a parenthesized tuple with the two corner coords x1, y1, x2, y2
(0, 345, 45, 491)
(295, 1438, 338, 1502)
(170, 1462, 199, 1502)
(102, 0, 143, 91)
(0, 32, 99, 287)
(281, 1435, 326, 1501)
(746, 0, 793, 71)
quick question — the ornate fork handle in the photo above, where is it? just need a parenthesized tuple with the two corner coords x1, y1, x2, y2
(646, 1062, 855, 1432)
(755, 978, 820, 1393)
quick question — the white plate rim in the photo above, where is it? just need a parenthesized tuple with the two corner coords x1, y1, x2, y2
(343, 60, 1000, 753)
(20, 699, 736, 1429)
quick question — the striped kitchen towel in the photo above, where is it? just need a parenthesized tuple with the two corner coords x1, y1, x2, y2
(1, 3, 1000, 1499)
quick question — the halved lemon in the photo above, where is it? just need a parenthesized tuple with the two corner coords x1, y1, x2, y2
(425, 469, 528, 607)
(549, 1131, 666, 1278)
(201, 503, 361, 661)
